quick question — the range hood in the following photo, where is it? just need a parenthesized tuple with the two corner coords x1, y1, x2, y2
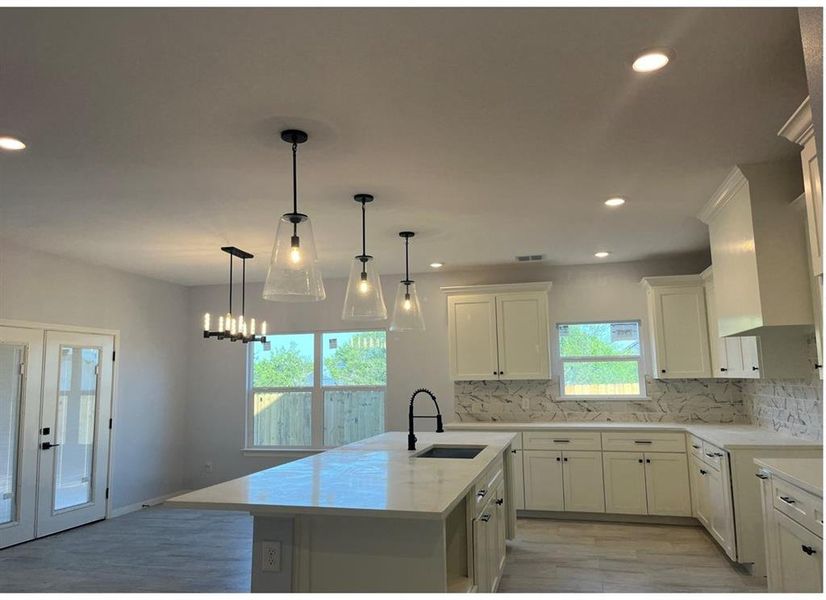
(698, 161, 814, 337)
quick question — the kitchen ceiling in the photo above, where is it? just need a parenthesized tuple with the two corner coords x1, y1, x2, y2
(0, 7, 809, 285)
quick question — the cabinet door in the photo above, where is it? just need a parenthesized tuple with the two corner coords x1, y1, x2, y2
(562, 451, 605, 513)
(472, 515, 490, 593)
(493, 481, 507, 580)
(510, 450, 525, 510)
(448, 295, 499, 380)
(770, 510, 823, 593)
(652, 286, 712, 378)
(644, 453, 692, 516)
(523, 451, 563, 510)
(689, 457, 711, 528)
(704, 280, 729, 377)
(706, 464, 736, 560)
(801, 136, 822, 277)
(495, 293, 550, 380)
(723, 337, 745, 377)
(602, 452, 647, 515)
(739, 336, 761, 379)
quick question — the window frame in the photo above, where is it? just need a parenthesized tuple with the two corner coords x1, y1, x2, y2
(554, 320, 647, 401)
(245, 328, 388, 451)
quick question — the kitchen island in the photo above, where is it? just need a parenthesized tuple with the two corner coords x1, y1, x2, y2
(167, 431, 517, 592)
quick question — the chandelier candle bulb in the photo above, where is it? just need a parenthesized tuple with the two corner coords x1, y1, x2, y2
(250, 318, 256, 336)
(262, 321, 267, 337)
(203, 313, 210, 332)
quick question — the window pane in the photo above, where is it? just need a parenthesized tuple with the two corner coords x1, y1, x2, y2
(322, 331, 387, 386)
(563, 360, 641, 396)
(253, 391, 312, 446)
(559, 322, 640, 358)
(54, 346, 99, 511)
(0, 344, 24, 525)
(253, 334, 314, 388)
(323, 390, 384, 447)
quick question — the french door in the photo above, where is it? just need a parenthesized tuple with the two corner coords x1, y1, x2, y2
(0, 326, 114, 548)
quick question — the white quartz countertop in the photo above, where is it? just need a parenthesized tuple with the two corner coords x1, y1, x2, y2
(754, 457, 823, 497)
(166, 431, 516, 519)
(444, 422, 823, 451)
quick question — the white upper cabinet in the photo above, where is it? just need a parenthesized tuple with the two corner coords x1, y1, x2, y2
(779, 97, 822, 277)
(642, 275, 711, 379)
(445, 283, 551, 381)
(698, 162, 813, 337)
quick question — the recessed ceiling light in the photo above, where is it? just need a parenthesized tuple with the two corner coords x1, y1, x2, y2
(0, 136, 26, 151)
(594, 251, 611, 258)
(604, 197, 626, 207)
(632, 49, 672, 73)
(429, 262, 444, 269)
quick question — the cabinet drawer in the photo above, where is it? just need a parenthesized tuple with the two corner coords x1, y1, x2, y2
(701, 442, 726, 470)
(601, 431, 686, 453)
(688, 435, 704, 459)
(772, 477, 824, 537)
(474, 456, 504, 515)
(523, 430, 601, 451)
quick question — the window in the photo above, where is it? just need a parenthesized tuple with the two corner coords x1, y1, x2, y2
(557, 321, 644, 398)
(248, 330, 386, 449)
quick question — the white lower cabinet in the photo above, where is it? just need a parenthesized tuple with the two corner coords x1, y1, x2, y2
(524, 450, 604, 512)
(603, 452, 648, 515)
(473, 479, 507, 593)
(690, 454, 736, 560)
(644, 453, 692, 516)
(510, 449, 525, 510)
(524, 450, 564, 510)
(771, 511, 823, 592)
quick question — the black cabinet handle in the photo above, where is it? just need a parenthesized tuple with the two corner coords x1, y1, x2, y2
(720, 368, 728, 372)
(661, 369, 666, 373)
(815, 364, 823, 370)
(480, 514, 491, 522)
(563, 457, 568, 462)
(692, 445, 701, 449)
(713, 452, 724, 457)
(499, 371, 504, 375)
(802, 545, 817, 555)
(40, 442, 60, 450)
(780, 496, 796, 505)
(700, 469, 708, 475)
(638, 459, 643, 464)
(511, 449, 517, 454)
(553, 439, 571, 443)
(645, 458, 651, 463)
(555, 457, 561, 462)
(755, 473, 769, 480)
(706, 452, 716, 458)
(41, 427, 50, 435)
(752, 366, 759, 371)
(634, 440, 652, 445)
(495, 498, 504, 506)
(477, 489, 487, 498)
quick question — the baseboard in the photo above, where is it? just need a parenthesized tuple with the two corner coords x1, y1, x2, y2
(109, 489, 190, 519)
(517, 510, 700, 527)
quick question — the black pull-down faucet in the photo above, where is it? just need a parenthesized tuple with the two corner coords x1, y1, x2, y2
(408, 388, 444, 451)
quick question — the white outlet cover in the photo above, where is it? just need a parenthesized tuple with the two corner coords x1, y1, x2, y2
(262, 541, 281, 573)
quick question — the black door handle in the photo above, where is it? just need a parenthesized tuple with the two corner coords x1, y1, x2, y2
(41, 442, 60, 450)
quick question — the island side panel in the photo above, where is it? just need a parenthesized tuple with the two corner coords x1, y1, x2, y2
(251, 515, 296, 593)
(289, 513, 448, 592)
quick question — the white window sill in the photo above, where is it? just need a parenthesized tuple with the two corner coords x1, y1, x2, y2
(242, 447, 326, 457)
(557, 395, 651, 402)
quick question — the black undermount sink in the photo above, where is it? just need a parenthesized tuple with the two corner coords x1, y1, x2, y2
(414, 445, 485, 459)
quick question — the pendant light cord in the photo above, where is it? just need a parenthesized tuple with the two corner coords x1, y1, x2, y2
(292, 141, 298, 237)
(361, 200, 367, 258)
(228, 251, 233, 315)
(404, 235, 411, 291)
(241, 257, 246, 316)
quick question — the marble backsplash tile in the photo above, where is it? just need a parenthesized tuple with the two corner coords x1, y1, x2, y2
(741, 378, 823, 441)
(454, 377, 750, 424)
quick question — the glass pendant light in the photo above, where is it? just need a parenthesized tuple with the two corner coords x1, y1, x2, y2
(390, 231, 425, 332)
(342, 194, 387, 320)
(262, 129, 326, 302)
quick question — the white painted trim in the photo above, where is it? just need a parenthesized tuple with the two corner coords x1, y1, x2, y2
(700, 265, 713, 281)
(110, 489, 191, 518)
(0, 319, 120, 337)
(697, 166, 748, 224)
(440, 281, 552, 295)
(778, 97, 814, 145)
(640, 274, 704, 288)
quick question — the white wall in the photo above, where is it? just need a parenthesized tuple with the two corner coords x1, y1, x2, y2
(184, 251, 709, 488)
(0, 240, 189, 510)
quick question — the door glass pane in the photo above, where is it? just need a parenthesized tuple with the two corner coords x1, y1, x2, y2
(54, 346, 100, 511)
(0, 344, 24, 525)
(324, 390, 385, 447)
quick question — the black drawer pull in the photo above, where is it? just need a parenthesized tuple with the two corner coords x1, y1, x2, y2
(480, 514, 491, 522)
(638, 459, 643, 463)
(720, 367, 728, 372)
(553, 439, 570, 443)
(511, 449, 517, 454)
(699, 469, 708, 475)
(634, 440, 653, 444)
(477, 489, 487, 498)
(555, 457, 561, 462)
(802, 545, 817, 555)
(780, 496, 796, 505)
(563, 457, 568, 462)
(495, 498, 504, 506)
(691, 444, 701, 449)
(755, 473, 768, 480)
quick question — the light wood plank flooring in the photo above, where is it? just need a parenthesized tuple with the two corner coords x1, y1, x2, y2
(0, 507, 766, 593)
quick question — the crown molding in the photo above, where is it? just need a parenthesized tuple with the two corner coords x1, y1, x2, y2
(697, 166, 747, 224)
(640, 274, 704, 289)
(440, 281, 552, 295)
(778, 97, 814, 145)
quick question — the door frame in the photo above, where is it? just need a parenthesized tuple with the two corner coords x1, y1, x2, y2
(0, 319, 120, 520)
